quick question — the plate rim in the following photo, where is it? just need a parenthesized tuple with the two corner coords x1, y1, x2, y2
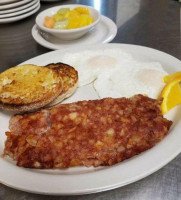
(0, 0, 38, 15)
(0, 0, 39, 18)
(0, 0, 32, 10)
(0, 0, 20, 5)
(0, 3, 40, 23)
(0, 43, 181, 195)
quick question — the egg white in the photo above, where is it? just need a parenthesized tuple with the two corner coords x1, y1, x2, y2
(61, 49, 133, 87)
(61, 49, 168, 99)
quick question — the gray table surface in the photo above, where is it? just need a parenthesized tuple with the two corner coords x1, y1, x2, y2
(0, 0, 181, 199)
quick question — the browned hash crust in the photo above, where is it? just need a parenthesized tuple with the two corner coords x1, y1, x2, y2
(3, 95, 172, 169)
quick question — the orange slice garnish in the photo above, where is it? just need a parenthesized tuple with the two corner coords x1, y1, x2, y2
(163, 71, 181, 83)
(161, 74, 181, 114)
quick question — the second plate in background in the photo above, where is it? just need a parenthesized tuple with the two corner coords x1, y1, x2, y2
(32, 15, 117, 50)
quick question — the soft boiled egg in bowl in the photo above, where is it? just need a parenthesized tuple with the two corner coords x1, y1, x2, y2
(35, 4, 101, 40)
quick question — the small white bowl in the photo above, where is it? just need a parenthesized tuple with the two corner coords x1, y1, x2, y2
(35, 4, 101, 40)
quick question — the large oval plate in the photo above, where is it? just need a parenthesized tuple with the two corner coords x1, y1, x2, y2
(0, 44, 181, 195)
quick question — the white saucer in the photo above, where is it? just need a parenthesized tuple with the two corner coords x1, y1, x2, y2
(0, 0, 39, 19)
(32, 15, 117, 50)
(0, 0, 38, 14)
(0, 3, 40, 23)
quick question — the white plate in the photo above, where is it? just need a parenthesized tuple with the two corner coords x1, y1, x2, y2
(0, 44, 181, 195)
(0, 0, 20, 5)
(0, 3, 40, 23)
(0, 0, 39, 19)
(0, 0, 32, 10)
(32, 15, 117, 49)
(0, 0, 38, 15)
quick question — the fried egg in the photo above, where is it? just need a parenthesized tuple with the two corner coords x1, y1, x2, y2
(61, 49, 168, 99)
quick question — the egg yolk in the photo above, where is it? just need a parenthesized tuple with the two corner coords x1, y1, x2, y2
(87, 56, 118, 70)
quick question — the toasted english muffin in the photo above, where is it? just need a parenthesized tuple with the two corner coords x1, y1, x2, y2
(46, 62, 78, 107)
(0, 64, 63, 111)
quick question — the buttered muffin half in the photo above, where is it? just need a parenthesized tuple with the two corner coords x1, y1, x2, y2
(46, 62, 78, 107)
(0, 64, 63, 111)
